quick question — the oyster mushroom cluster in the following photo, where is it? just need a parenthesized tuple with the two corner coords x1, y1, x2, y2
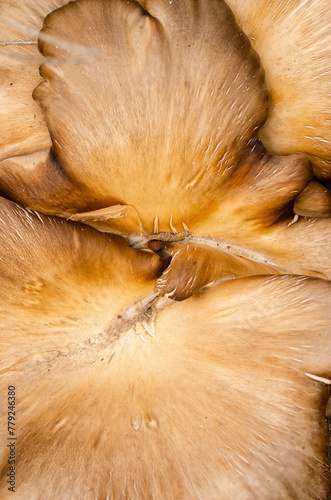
(0, 0, 330, 499)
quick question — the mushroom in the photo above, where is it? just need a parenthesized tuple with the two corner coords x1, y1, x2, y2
(0, 0, 330, 499)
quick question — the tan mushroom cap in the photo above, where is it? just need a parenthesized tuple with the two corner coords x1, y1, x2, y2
(0, 0, 70, 161)
(226, 0, 331, 180)
(0, 252, 330, 498)
(28, 0, 268, 233)
(0, 196, 166, 361)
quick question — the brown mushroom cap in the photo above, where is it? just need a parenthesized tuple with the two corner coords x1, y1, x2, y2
(0, 0, 70, 161)
(0, 221, 330, 499)
(28, 0, 267, 233)
(0, 196, 165, 359)
(226, 0, 331, 180)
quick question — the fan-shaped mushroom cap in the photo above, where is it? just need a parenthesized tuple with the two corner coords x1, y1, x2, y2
(28, 0, 268, 233)
(0, 196, 166, 357)
(0, 211, 330, 500)
(226, 0, 331, 180)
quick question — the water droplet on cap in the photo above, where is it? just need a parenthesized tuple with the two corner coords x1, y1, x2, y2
(131, 413, 142, 431)
(145, 415, 159, 431)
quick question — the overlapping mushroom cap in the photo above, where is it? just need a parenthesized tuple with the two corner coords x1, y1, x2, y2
(226, 0, 331, 180)
(0, 0, 331, 499)
(2, 0, 268, 231)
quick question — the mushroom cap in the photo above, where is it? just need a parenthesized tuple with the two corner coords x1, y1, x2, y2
(226, 0, 331, 180)
(0, 199, 330, 499)
(0, 0, 69, 161)
(0, 196, 166, 356)
(8, 0, 268, 234)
